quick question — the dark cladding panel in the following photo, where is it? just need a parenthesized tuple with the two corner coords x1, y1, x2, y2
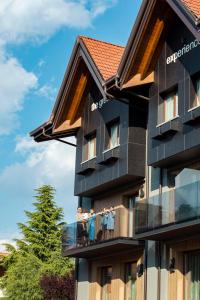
(128, 143, 146, 178)
(148, 16, 200, 167)
(74, 84, 147, 196)
(157, 43, 166, 92)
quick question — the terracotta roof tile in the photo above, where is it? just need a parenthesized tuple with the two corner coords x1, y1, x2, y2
(181, 0, 200, 19)
(80, 36, 125, 81)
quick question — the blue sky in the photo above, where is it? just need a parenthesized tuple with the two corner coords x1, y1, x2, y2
(0, 0, 142, 249)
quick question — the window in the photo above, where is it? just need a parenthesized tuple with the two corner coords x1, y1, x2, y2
(190, 78, 200, 109)
(184, 252, 200, 300)
(106, 120, 119, 150)
(82, 133, 96, 162)
(158, 90, 178, 124)
(125, 263, 137, 300)
(101, 267, 112, 300)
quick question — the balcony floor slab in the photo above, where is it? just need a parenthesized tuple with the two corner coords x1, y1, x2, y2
(135, 219, 200, 241)
(62, 237, 144, 258)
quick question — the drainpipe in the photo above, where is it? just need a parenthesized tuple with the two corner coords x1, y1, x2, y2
(103, 85, 115, 99)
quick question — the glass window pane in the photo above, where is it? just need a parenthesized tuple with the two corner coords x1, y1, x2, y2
(196, 79, 200, 107)
(165, 94, 175, 121)
(87, 136, 96, 160)
(125, 263, 137, 300)
(110, 123, 119, 148)
(158, 98, 165, 124)
(185, 252, 200, 300)
(101, 267, 112, 300)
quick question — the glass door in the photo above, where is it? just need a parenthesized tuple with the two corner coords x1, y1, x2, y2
(125, 262, 137, 300)
(129, 197, 136, 237)
(185, 252, 200, 300)
(101, 267, 112, 300)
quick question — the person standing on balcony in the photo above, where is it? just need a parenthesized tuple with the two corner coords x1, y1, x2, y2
(107, 206, 116, 239)
(82, 208, 89, 246)
(101, 208, 109, 240)
(76, 207, 84, 246)
(88, 209, 96, 244)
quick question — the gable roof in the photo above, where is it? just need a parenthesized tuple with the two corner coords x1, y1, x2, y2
(30, 36, 124, 142)
(117, 0, 200, 89)
(80, 36, 124, 81)
(181, 0, 200, 20)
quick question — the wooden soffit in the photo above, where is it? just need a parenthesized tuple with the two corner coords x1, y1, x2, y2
(122, 72, 155, 89)
(53, 60, 90, 134)
(122, 1, 173, 89)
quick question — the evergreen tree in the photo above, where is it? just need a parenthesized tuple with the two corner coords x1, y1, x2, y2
(17, 185, 64, 261)
(1, 185, 74, 299)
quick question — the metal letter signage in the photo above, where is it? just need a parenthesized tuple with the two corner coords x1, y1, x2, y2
(166, 39, 200, 65)
(91, 98, 109, 111)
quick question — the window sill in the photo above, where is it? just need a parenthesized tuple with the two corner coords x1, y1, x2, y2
(77, 158, 96, 176)
(188, 105, 200, 112)
(81, 157, 96, 165)
(152, 118, 181, 140)
(183, 106, 200, 125)
(97, 146, 120, 165)
(156, 116, 179, 128)
(103, 144, 120, 154)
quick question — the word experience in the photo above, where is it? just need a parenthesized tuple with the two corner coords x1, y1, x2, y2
(166, 39, 200, 64)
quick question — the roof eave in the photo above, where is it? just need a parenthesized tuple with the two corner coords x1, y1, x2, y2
(167, 0, 200, 39)
(117, 0, 155, 84)
(118, 0, 200, 89)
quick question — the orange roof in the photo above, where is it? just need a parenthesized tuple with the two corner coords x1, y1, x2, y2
(80, 36, 125, 81)
(181, 0, 200, 19)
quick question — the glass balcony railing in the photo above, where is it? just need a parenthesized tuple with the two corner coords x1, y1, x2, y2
(135, 180, 200, 234)
(62, 208, 132, 253)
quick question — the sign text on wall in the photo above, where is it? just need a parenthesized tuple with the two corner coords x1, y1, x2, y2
(166, 39, 200, 65)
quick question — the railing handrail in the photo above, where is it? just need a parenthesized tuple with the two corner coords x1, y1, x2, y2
(135, 179, 200, 234)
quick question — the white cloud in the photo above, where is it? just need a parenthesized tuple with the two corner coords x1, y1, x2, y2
(0, 50, 37, 135)
(37, 59, 45, 68)
(0, 136, 77, 240)
(36, 84, 57, 101)
(0, 0, 117, 44)
(13, 135, 76, 187)
(0, 239, 17, 252)
(0, 0, 117, 136)
(0, 0, 117, 240)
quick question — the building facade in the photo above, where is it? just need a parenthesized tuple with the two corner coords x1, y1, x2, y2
(31, 0, 200, 299)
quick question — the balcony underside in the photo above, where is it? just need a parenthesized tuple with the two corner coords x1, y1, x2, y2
(135, 219, 200, 241)
(62, 238, 144, 258)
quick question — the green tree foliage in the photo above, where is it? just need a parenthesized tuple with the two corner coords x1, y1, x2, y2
(17, 185, 64, 261)
(1, 185, 74, 299)
(4, 253, 43, 300)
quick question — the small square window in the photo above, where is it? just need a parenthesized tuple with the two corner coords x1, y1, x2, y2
(190, 77, 200, 109)
(82, 133, 96, 162)
(158, 90, 178, 124)
(105, 120, 120, 150)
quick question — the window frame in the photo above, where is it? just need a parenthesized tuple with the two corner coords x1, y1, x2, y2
(105, 119, 120, 151)
(101, 266, 112, 300)
(189, 77, 200, 111)
(157, 89, 178, 126)
(124, 262, 137, 300)
(82, 132, 96, 163)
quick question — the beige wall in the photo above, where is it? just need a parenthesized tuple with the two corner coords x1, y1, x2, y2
(89, 250, 144, 300)
(167, 237, 200, 300)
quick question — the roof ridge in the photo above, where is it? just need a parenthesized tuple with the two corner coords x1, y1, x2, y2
(79, 35, 125, 49)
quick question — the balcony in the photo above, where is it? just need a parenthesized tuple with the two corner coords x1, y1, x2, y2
(62, 208, 144, 258)
(135, 178, 200, 240)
